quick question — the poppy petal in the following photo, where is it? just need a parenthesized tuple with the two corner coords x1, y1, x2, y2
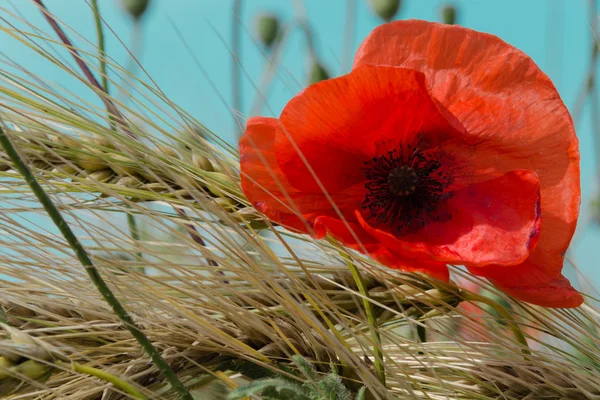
(355, 170, 541, 267)
(314, 215, 450, 281)
(353, 20, 580, 306)
(240, 117, 309, 232)
(240, 117, 367, 232)
(275, 65, 466, 194)
(468, 261, 583, 308)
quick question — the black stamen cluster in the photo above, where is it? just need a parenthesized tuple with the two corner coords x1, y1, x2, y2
(362, 145, 448, 233)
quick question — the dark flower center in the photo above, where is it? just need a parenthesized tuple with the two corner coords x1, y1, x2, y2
(387, 166, 418, 196)
(362, 145, 449, 232)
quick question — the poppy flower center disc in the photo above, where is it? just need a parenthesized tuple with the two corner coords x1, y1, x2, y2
(388, 165, 418, 196)
(362, 144, 448, 233)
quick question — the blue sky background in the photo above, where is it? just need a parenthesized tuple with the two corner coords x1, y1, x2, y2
(3, 0, 600, 290)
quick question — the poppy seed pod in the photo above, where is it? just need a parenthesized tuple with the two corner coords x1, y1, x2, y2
(256, 13, 280, 48)
(309, 62, 330, 85)
(441, 5, 457, 25)
(121, 0, 150, 20)
(370, 0, 402, 22)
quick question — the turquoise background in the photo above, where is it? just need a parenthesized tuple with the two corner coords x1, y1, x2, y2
(3, 0, 599, 291)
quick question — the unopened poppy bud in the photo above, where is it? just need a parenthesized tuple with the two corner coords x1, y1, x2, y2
(309, 62, 330, 85)
(370, 0, 401, 22)
(121, 0, 150, 20)
(441, 5, 457, 25)
(256, 13, 280, 48)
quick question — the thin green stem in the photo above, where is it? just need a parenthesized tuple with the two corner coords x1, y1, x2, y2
(58, 361, 147, 399)
(461, 291, 531, 356)
(0, 125, 193, 400)
(339, 251, 386, 387)
(90, 1, 142, 267)
(342, 0, 357, 72)
(90, 0, 108, 95)
(298, 20, 317, 61)
(248, 23, 291, 116)
(126, 210, 145, 272)
(232, 0, 242, 136)
(90, 0, 116, 131)
(34, 0, 133, 137)
(248, 18, 317, 116)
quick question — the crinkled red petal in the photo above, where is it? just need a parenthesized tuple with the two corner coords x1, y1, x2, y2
(314, 215, 450, 281)
(353, 20, 580, 307)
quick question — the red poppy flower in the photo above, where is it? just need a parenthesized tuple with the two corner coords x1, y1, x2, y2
(239, 20, 582, 308)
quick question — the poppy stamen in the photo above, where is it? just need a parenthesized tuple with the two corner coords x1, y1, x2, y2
(362, 146, 448, 232)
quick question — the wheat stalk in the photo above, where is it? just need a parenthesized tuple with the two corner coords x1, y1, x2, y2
(0, 127, 262, 228)
(0, 269, 460, 398)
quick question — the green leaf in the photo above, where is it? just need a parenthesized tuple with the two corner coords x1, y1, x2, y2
(355, 387, 367, 400)
(293, 355, 319, 382)
(316, 373, 351, 400)
(228, 379, 308, 400)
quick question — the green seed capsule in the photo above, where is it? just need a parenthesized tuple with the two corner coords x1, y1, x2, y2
(309, 62, 330, 85)
(121, 0, 150, 20)
(256, 13, 280, 48)
(370, 0, 402, 21)
(441, 5, 457, 25)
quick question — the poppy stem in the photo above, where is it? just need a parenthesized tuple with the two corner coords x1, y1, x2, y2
(232, 0, 242, 137)
(90, 0, 143, 269)
(248, 23, 291, 116)
(338, 251, 386, 387)
(33, 0, 133, 138)
(460, 291, 531, 357)
(0, 125, 193, 400)
(90, 0, 109, 102)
